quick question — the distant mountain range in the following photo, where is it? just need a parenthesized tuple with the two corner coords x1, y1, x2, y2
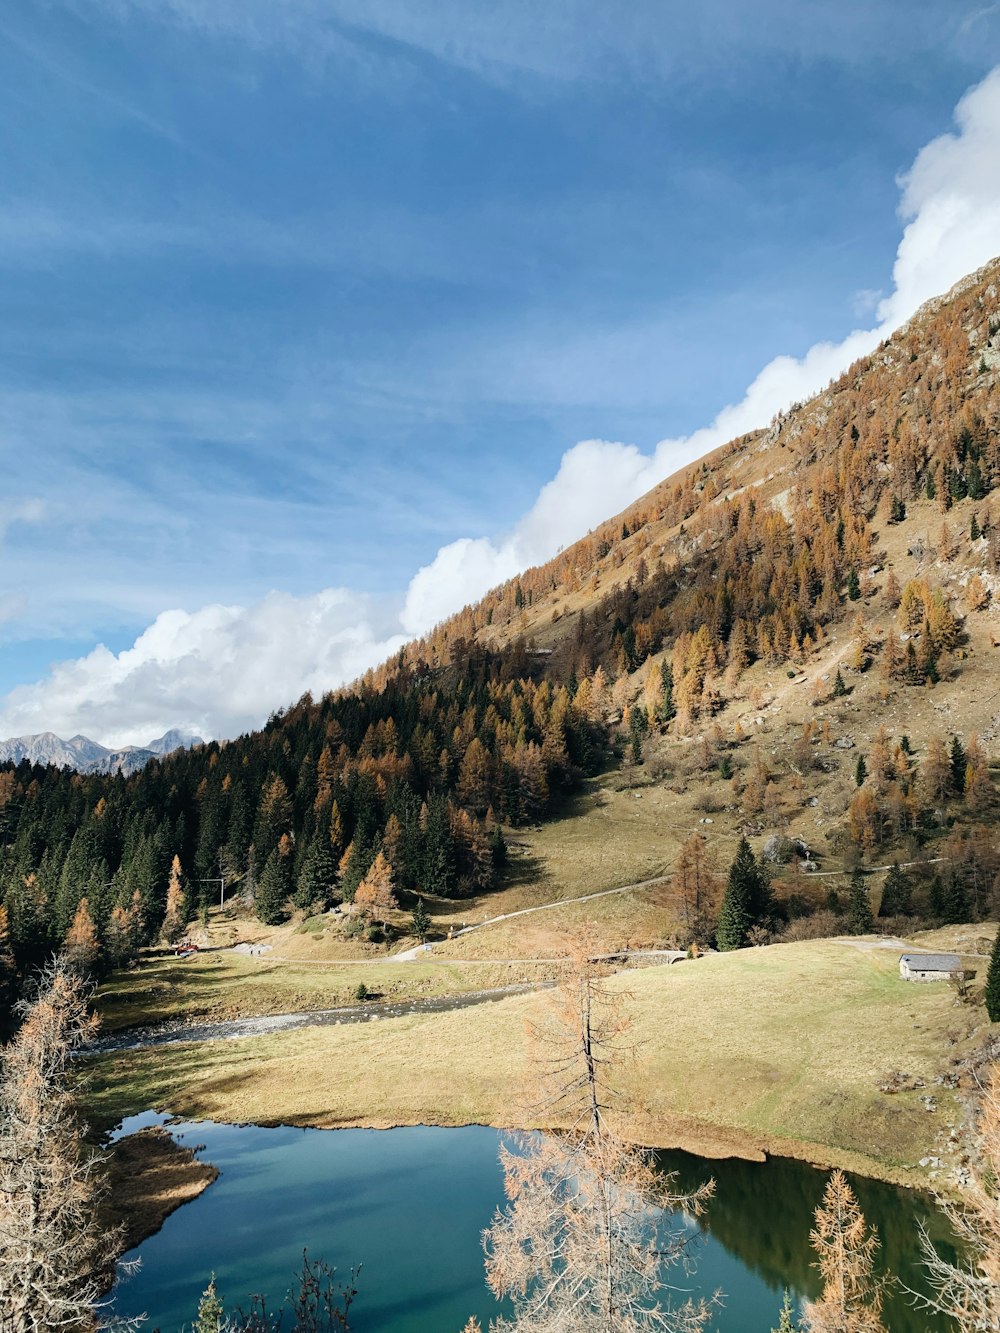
(0, 728, 204, 775)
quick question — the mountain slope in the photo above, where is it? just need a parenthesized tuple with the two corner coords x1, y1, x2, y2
(380, 255, 1000, 683)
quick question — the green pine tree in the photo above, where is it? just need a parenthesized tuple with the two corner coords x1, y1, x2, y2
(659, 660, 676, 723)
(716, 838, 762, 951)
(878, 863, 912, 917)
(195, 1275, 225, 1333)
(854, 755, 867, 788)
(847, 568, 861, 601)
(847, 868, 873, 935)
(256, 845, 291, 925)
(411, 897, 431, 944)
(488, 825, 508, 868)
(293, 836, 337, 910)
(950, 735, 968, 795)
(942, 872, 969, 925)
(420, 795, 457, 897)
(929, 874, 947, 918)
(771, 1289, 801, 1333)
(985, 930, 1000, 1022)
(968, 458, 986, 500)
(971, 513, 982, 541)
(832, 669, 848, 698)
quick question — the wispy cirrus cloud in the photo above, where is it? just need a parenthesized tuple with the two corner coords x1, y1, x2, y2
(82, 0, 1000, 87)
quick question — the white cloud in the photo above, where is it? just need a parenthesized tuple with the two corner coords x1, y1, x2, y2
(400, 439, 656, 634)
(3, 65, 1000, 746)
(879, 67, 1000, 327)
(0, 591, 406, 748)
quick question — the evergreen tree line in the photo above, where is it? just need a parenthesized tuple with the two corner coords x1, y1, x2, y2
(0, 654, 606, 1004)
(707, 838, 994, 953)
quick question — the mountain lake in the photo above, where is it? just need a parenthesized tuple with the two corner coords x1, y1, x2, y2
(108, 1116, 957, 1332)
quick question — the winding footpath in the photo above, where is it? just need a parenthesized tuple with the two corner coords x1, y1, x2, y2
(390, 872, 674, 961)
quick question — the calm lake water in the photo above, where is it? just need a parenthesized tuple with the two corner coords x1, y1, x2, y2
(109, 1117, 956, 1333)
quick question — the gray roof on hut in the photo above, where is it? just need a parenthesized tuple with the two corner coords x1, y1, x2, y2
(899, 953, 961, 970)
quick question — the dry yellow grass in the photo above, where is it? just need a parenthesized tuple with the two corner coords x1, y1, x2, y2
(103, 1127, 219, 1255)
(429, 777, 750, 958)
(85, 937, 977, 1185)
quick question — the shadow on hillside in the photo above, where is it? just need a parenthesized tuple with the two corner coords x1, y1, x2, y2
(499, 850, 550, 891)
(544, 787, 606, 826)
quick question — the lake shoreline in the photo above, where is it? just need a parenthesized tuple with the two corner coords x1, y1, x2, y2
(100, 1103, 940, 1195)
(87, 941, 973, 1202)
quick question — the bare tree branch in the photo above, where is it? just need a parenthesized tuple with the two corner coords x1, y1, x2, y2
(481, 930, 718, 1333)
(0, 956, 125, 1333)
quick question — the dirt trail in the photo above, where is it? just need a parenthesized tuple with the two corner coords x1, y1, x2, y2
(391, 872, 672, 961)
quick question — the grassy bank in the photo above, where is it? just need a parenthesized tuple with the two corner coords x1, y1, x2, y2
(85, 937, 980, 1185)
(103, 1126, 218, 1254)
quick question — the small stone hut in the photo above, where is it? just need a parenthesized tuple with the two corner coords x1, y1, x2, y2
(898, 952, 962, 982)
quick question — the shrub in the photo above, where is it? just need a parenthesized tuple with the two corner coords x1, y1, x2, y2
(779, 910, 843, 942)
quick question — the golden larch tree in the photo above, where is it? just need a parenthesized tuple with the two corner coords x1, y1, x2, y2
(918, 1063, 1000, 1328)
(63, 898, 100, 979)
(353, 851, 399, 931)
(801, 1170, 887, 1333)
(671, 834, 719, 942)
(160, 854, 188, 945)
(0, 958, 119, 1332)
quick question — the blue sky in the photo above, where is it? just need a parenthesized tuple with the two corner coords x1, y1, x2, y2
(1, 1, 1000, 744)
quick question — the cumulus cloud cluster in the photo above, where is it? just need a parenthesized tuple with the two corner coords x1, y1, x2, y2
(2, 66, 1000, 747)
(0, 591, 406, 750)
